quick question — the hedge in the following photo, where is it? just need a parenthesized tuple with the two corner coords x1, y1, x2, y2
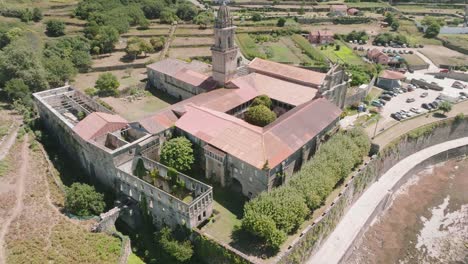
(241, 128, 371, 250)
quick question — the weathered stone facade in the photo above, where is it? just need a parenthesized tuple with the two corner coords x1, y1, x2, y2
(33, 86, 213, 229)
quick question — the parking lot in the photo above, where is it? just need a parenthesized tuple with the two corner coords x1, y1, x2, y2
(373, 77, 468, 132)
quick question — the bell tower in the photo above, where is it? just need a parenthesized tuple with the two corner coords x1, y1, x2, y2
(211, 2, 238, 86)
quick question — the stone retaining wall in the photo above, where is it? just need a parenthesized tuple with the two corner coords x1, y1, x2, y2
(274, 117, 468, 263)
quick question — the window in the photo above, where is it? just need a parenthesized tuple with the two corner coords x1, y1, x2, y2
(203, 211, 206, 217)
(198, 214, 202, 221)
(228, 37, 232, 48)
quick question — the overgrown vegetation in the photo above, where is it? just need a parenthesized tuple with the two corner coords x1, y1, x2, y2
(244, 95, 276, 127)
(65, 182, 106, 217)
(241, 128, 371, 250)
(160, 137, 195, 172)
(291, 34, 327, 66)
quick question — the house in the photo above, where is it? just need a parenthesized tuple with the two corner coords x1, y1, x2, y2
(330, 5, 348, 16)
(347, 8, 360, 16)
(308, 30, 334, 45)
(377, 70, 406, 90)
(367, 48, 389, 65)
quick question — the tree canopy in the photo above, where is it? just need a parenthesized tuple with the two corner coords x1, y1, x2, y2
(95, 72, 120, 96)
(160, 137, 195, 172)
(241, 128, 371, 250)
(438, 101, 452, 115)
(157, 227, 194, 262)
(46, 19, 66, 37)
(245, 105, 276, 127)
(65, 182, 105, 216)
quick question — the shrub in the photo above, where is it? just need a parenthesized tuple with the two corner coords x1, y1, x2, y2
(277, 17, 286, 27)
(157, 227, 193, 262)
(134, 158, 147, 178)
(95, 73, 120, 97)
(251, 95, 272, 109)
(244, 105, 277, 127)
(438, 101, 452, 115)
(454, 113, 464, 123)
(150, 37, 166, 52)
(46, 19, 66, 37)
(65, 183, 105, 216)
(160, 137, 195, 172)
(251, 13, 262, 22)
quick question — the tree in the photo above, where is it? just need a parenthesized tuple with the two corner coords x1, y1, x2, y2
(44, 55, 78, 87)
(65, 183, 105, 216)
(125, 37, 153, 59)
(20, 9, 33, 22)
(134, 158, 147, 178)
(424, 23, 440, 38)
(150, 37, 166, 52)
(438, 101, 452, 115)
(160, 137, 195, 172)
(251, 13, 262, 22)
(157, 227, 193, 262)
(194, 11, 214, 29)
(384, 12, 395, 25)
(160, 8, 177, 24)
(176, 3, 198, 21)
(32, 8, 43, 22)
(277, 17, 286, 27)
(0, 39, 49, 93)
(251, 95, 272, 108)
(335, 44, 341, 51)
(4, 79, 30, 104)
(245, 105, 277, 127)
(391, 21, 400, 31)
(46, 19, 66, 37)
(95, 73, 120, 96)
(142, 0, 166, 19)
(90, 26, 119, 54)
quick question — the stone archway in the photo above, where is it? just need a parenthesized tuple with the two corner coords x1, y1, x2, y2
(230, 177, 243, 194)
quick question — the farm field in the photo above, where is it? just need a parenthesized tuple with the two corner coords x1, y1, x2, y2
(318, 40, 367, 66)
(420, 45, 468, 67)
(398, 20, 442, 46)
(168, 46, 211, 59)
(402, 54, 428, 68)
(171, 36, 213, 47)
(438, 34, 468, 51)
(301, 23, 385, 36)
(394, 5, 463, 14)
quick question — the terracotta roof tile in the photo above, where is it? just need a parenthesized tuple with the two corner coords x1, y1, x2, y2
(380, 70, 405, 80)
(73, 112, 128, 141)
(248, 58, 326, 88)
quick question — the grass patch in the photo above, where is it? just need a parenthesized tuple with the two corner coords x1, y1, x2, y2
(291, 34, 327, 66)
(319, 40, 367, 66)
(128, 252, 145, 264)
(265, 42, 300, 64)
(236, 33, 266, 60)
(439, 34, 468, 51)
(0, 159, 10, 177)
(398, 20, 442, 46)
(402, 54, 427, 67)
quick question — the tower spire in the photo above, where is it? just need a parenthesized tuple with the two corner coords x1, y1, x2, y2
(211, 2, 238, 86)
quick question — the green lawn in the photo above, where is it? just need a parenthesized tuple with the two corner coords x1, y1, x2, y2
(395, 5, 462, 14)
(439, 34, 468, 50)
(402, 54, 428, 67)
(398, 20, 442, 46)
(236, 33, 266, 60)
(265, 42, 302, 64)
(319, 40, 367, 66)
(291, 34, 327, 66)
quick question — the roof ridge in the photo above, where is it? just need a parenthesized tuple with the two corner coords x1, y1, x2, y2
(263, 99, 321, 132)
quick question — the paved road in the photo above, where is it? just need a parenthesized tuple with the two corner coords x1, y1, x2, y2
(308, 136, 468, 264)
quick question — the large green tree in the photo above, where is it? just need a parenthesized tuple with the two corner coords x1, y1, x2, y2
(157, 227, 193, 262)
(46, 19, 66, 37)
(44, 56, 78, 87)
(95, 72, 120, 96)
(438, 101, 452, 115)
(65, 182, 105, 216)
(160, 137, 194, 172)
(244, 105, 277, 127)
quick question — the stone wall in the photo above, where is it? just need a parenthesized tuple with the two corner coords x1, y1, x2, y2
(273, 117, 468, 264)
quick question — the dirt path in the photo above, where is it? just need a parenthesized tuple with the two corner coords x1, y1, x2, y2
(0, 136, 29, 264)
(0, 123, 19, 161)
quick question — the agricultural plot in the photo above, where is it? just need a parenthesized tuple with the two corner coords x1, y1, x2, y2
(402, 54, 428, 68)
(318, 40, 367, 66)
(168, 46, 211, 59)
(123, 28, 170, 37)
(395, 5, 463, 14)
(438, 34, 468, 51)
(398, 20, 442, 46)
(236, 33, 317, 65)
(174, 27, 213, 36)
(420, 45, 468, 67)
(171, 37, 213, 47)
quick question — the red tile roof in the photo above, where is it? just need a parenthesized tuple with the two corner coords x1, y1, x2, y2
(73, 112, 128, 141)
(310, 30, 333, 37)
(347, 8, 359, 14)
(380, 70, 405, 80)
(330, 4, 348, 12)
(248, 58, 326, 88)
(174, 98, 341, 169)
(139, 73, 318, 134)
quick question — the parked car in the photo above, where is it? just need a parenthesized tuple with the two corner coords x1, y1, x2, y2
(410, 107, 422, 114)
(406, 98, 415, 103)
(391, 113, 403, 121)
(379, 99, 387, 105)
(420, 92, 429, 98)
(432, 101, 439, 108)
(422, 103, 431, 110)
(460, 91, 468, 97)
(428, 102, 436, 109)
(379, 95, 392, 101)
(407, 85, 415, 92)
(409, 50, 414, 54)
(460, 95, 467, 100)
(371, 100, 383, 107)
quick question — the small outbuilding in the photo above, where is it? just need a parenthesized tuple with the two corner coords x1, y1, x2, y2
(347, 8, 360, 16)
(377, 70, 406, 90)
(329, 5, 348, 16)
(308, 30, 334, 44)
